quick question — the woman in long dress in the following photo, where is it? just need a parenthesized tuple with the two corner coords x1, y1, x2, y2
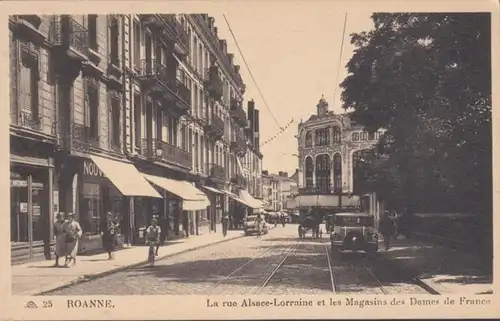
(64, 212, 83, 267)
(53, 212, 67, 267)
(101, 212, 118, 260)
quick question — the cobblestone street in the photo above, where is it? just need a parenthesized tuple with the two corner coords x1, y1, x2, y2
(47, 225, 443, 295)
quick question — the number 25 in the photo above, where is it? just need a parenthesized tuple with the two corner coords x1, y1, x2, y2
(43, 301, 53, 308)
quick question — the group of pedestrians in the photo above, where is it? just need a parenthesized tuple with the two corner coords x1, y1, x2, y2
(53, 212, 83, 268)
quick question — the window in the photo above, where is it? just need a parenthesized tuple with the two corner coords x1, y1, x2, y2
(88, 15, 98, 51)
(109, 15, 119, 65)
(305, 157, 314, 188)
(352, 132, 359, 141)
(368, 132, 375, 140)
(133, 20, 140, 69)
(134, 94, 141, 148)
(315, 128, 329, 146)
(316, 154, 331, 194)
(194, 133, 199, 170)
(110, 94, 120, 149)
(180, 125, 187, 150)
(85, 79, 99, 142)
(333, 153, 342, 193)
(156, 106, 162, 141)
(200, 135, 205, 172)
(193, 84, 198, 117)
(333, 126, 341, 143)
(18, 55, 40, 129)
(361, 132, 368, 140)
(81, 183, 101, 235)
(305, 131, 312, 147)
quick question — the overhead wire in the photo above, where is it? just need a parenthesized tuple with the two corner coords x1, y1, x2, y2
(332, 12, 348, 111)
(222, 14, 288, 131)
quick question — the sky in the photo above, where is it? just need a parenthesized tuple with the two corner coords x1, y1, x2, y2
(212, 9, 375, 175)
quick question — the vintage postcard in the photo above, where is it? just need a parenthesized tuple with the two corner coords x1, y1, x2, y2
(0, 0, 498, 319)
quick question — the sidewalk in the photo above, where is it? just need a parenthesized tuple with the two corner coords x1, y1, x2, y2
(12, 225, 244, 296)
(378, 235, 493, 295)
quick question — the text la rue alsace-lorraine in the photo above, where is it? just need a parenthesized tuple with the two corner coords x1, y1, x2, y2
(207, 296, 492, 309)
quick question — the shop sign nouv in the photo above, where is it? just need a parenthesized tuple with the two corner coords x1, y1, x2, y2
(82, 160, 105, 178)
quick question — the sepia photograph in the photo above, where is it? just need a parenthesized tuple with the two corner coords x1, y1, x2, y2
(2, 0, 498, 319)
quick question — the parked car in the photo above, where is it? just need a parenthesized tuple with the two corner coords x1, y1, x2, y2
(330, 212, 378, 253)
(244, 215, 269, 236)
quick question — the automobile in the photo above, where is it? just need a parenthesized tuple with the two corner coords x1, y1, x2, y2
(244, 215, 269, 236)
(330, 212, 378, 253)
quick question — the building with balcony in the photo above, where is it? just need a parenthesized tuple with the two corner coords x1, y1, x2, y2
(172, 15, 264, 231)
(9, 14, 169, 263)
(262, 171, 279, 211)
(294, 96, 385, 217)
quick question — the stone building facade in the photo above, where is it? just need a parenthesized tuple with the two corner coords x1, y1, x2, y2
(9, 14, 263, 264)
(297, 97, 384, 194)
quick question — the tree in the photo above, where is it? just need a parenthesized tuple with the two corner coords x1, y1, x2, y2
(341, 13, 491, 215)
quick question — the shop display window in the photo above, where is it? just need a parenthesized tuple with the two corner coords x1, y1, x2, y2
(82, 183, 101, 235)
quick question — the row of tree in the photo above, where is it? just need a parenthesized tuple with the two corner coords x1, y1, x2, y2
(341, 13, 491, 218)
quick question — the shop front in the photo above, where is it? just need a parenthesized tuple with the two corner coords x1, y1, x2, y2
(10, 161, 54, 264)
(142, 174, 211, 239)
(58, 154, 162, 253)
(201, 185, 225, 232)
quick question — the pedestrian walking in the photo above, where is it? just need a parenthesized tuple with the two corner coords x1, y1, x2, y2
(53, 212, 67, 267)
(221, 212, 229, 237)
(101, 212, 118, 260)
(379, 211, 396, 251)
(63, 213, 82, 267)
(256, 213, 263, 238)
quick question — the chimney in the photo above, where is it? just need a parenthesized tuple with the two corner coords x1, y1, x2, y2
(214, 26, 218, 36)
(234, 65, 240, 73)
(208, 16, 214, 28)
(262, 170, 268, 176)
(227, 53, 234, 66)
(219, 40, 227, 54)
(284, 172, 288, 177)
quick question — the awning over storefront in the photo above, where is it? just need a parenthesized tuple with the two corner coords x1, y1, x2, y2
(222, 189, 252, 207)
(183, 185, 210, 210)
(202, 185, 224, 194)
(286, 198, 297, 209)
(317, 195, 340, 207)
(239, 190, 263, 209)
(142, 174, 210, 210)
(89, 155, 162, 198)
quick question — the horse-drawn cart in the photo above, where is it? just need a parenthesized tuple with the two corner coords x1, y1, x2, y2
(298, 215, 322, 239)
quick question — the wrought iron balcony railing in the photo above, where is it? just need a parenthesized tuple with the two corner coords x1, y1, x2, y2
(175, 79, 191, 107)
(137, 59, 170, 85)
(204, 66, 223, 100)
(230, 97, 248, 127)
(12, 110, 43, 132)
(69, 122, 99, 152)
(204, 113, 224, 139)
(230, 134, 247, 153)
(141, 138, 192, 170)
(49, 16, 89, 57)
(160, 14, 190, 55)
(207, 163, 225, 181)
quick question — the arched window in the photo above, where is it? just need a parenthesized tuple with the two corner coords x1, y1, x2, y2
(315, 154, 331, 194)
(333, 153, 342, 193)
(305, 131, 312, 147)
(305, 157, 314, 188)
(333, 126, 341, 143)
(314, 128, 330, 146)
(352, 132, 359, 141)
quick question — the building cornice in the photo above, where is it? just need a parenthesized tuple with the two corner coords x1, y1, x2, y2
(187, 14, 245, 95)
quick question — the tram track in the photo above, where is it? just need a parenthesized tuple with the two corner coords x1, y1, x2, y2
(210, 241, 299, 294)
